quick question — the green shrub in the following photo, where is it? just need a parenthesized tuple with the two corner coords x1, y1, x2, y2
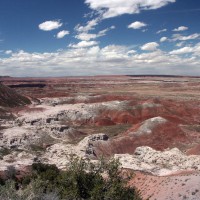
(0, 157, 142, 200)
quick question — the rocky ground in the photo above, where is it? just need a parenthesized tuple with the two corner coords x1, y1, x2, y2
(1, 75, 200, 199)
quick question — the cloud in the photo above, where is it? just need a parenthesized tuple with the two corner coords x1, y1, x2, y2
(98, 26, 115, 34)
(169, 43, 200, 55)
(160, 37, 168, 42)
(75, 18, 100, 33)
(169, 47, 193, 54)
(173, 26, 188, 32)
(75, 33, 97, 41)
(56, 30, 70, 39)
(2, 43, 200, 77)
(69, 40, 98, 48)
(127, 50, 136, 55)
(39, 20, 62, 31)
(142, 29, 148, 33)
(85, 0, 176, 19)
(5, 50, 12, 55)
(141, 42, 159, 51)
(75, 26, 115, 41)
(172, 33, 200, 41)
(176, 42, 185, 47)
(128, 21, 147, 29)
(156, 29, 167, 34)
(74, 15, 115, 44)
(100, 45, 129, 61)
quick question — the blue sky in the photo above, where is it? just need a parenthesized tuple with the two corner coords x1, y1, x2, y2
(0, 0, 200, 76)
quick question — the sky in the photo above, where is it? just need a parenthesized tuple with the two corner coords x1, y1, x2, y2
(0, 0, 200, 77)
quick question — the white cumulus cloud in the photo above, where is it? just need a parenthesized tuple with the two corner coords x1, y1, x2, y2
(172, 33, 200, 41)
(141, 42, 159, 51)
(176, 42, 185, 47)
(75, 18, 100, 33)
(69, 40, 98, 48)
(128, 21, 147, 29)
(2, 43, 200, 77)
(160, 37, 168, 42)
(169, 43, 200, 55)
(75, 26, 115, 41)
(170, 47, 193, 54)
(5, 50, 13, 55)
(173, 26, 188, 32)
(56, 30, 70, 39)
(156, 29, 167, 34)
(39, 20, 62, 31)
(85, 0, 176, 19)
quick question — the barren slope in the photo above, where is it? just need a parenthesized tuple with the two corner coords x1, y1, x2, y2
(0, 83, 31, 107)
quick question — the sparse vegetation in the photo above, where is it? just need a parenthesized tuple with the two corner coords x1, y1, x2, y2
(0, 148, 11, 159)
(0, 157, 142, 200)
(78, 124, 132, 139)
(29, 144, 45, 153)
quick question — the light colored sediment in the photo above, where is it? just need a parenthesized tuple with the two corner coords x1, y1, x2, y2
(115, 146, 200, 176)
(130, 116, 168, 136)
(0, 152, 36, 171)
(16, 100, 129, 126)
(0, 127, 40, 148)
(42, 133, 109, 169)
(0, 133, 109, 170)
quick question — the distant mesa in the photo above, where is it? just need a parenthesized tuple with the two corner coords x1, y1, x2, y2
(126, 75, 200, 78)
(9, 84, 46, 88)
(0, 76, 11, 79)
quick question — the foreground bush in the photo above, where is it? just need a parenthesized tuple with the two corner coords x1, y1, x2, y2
(0, 157, 142, 200)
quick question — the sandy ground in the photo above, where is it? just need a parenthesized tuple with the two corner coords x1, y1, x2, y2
(131, 171, 200, 200)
